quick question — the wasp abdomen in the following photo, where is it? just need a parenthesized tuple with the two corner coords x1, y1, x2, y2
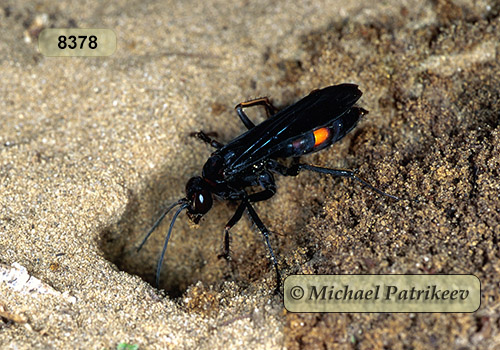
(275, 125, 337, 157)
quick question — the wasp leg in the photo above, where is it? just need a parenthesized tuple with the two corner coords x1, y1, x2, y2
(220, 172, 277, 260)
(246, 171, 281, 292)
(221, 197, 282, 293)
(220, 172, 281, 292)
(245, 201, 282, 294)
(219, 202, 246, 260)
(190, 131, 224, 149)
(269, 160, 400, 201)
(235, 97, 279, 130)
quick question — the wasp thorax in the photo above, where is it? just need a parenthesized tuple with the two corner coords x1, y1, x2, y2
(202, 155, 224, 181)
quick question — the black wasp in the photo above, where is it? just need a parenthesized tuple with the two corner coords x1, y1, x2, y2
(138, 84, 399, 290)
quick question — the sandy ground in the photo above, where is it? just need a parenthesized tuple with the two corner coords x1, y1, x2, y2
(1, 0, 499, 349)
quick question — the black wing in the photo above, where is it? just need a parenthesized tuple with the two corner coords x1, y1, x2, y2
(219, 84, 363, 178)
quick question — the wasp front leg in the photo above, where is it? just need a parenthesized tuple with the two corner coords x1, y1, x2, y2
(190, 131, 224, 149)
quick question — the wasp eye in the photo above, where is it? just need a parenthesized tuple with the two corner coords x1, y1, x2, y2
(193, 190, 213, 214)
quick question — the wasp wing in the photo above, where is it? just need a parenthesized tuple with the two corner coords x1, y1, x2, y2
(220, 84, 364, 178)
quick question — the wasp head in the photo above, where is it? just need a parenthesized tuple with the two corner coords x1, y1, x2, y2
(185, 176, 213, 224)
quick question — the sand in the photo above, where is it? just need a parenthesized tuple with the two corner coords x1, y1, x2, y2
(1, 0, 499, 349)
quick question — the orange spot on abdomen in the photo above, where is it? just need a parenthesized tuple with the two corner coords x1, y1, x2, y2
(313, 127, 330, 147)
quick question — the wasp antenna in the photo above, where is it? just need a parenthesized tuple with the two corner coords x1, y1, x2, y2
(156, 203, 189, 288)
(137, 199, 187, 252)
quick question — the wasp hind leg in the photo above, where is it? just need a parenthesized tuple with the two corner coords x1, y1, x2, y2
(269, 160, 401, 201)
(235, 97, 279, 130)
